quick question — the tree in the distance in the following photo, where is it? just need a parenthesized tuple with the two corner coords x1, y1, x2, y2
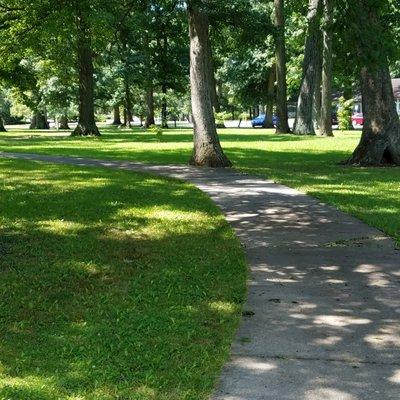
(319, 0, 333, 136)
(274, 0, 291, 133)
(293, 0, 322, 135)
(71, 4, 100, 136)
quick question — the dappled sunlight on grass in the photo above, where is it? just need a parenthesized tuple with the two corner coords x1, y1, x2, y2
(0, 159, 247, 399)
(1, 127, 399, 242)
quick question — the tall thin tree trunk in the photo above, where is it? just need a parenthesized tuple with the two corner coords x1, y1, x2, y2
(263, 65, 276, 128)
(123, 82, 133, 128)
(72, 10, 100, 137)
(0, 116, 6, 132)
(145, 85, 155, 128)
(313, 49, 322, 132)
(319, 0, 334, 136)
(188, 4, 231, 167)
(293, 0, 322, 135)
(274, 0, 291, 133)
(112, 105, 121, 125)
(161, 83, 169, 128)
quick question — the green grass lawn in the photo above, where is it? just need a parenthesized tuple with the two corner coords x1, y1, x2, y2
(1, 126, 399, 242)
(0, 158, 246, 399)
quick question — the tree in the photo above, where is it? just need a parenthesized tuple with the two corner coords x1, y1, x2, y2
(274, 0, 291, 133)
(343, 0, 400, 165)
(72, 4, 100, 136)
(0, 58, 51, 130)
(0, 92, 6, 132)
(112, 105, 122, 125)
(319, 0, 333, 136)
(293, 0, 322, 135)
(188, 2, 231, 167)
(263, 64, 276, 128)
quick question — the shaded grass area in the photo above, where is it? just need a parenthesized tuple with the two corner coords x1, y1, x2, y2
(1, 126, 399, 243)
(0, 158, 247, 399)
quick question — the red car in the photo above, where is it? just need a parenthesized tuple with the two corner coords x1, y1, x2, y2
(352, 113, 364, 125)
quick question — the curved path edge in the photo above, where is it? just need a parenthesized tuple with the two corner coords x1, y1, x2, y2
(1, 152, 400, 400)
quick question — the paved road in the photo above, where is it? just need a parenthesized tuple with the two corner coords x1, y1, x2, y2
(1, 152, 399, 399)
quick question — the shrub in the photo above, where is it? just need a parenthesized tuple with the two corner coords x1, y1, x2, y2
(147, 124, 163, 140)
(337, 97, 354, 131)
(215, 112, 230, 128)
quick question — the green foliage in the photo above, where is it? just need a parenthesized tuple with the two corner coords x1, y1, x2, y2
(215, 111, 230, 126)
(337, 96, 354, 131)
(238, 112, 250, 120)
(147, 124, 164, 140)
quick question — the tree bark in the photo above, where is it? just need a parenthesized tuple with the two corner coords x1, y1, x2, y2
(188, 4, 231, 167)
(319, 0, 334, 136)
(30, 112, 49, 130)
(0, 116, 6, 132)
(293, 0, 322, 135)
(123, 82, 133, 128)
(345, 65, 400, 165)
(274, 0, 291, 133)
(59, 115, 70, 130)
(72, 10, 100, 137)
(161, 83, 169, 128)
(112, 105, 122, 125)
(263, 65, 276, 128)
(144, 85, 155, 128)
(313, 49, 322, 132)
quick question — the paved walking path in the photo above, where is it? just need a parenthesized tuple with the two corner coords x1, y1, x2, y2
(1, 152, 400, 399)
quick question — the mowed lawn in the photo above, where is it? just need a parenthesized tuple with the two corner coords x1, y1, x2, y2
(1, 126, 399, 243)
(0, 158, 246, 399)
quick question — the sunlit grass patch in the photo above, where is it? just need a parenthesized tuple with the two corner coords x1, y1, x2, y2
(0, 159, 247, 399)
(1, 127, 399, 242)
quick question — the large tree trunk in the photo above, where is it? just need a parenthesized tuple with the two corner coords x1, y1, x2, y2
(30, 111, 49, 130)
(188, 4, 231, 167)
(274, 0, 291, 134)
(144, 85, 155, 128)
(293, 0, 322, 135)
(0, 116, 6, 132)
(263, 65, 276, 128)
(72, 10, 100, 137)
(319, 0, 334, 136)
(345, 65, 400, 165)
(112, 105, 121, 125)
(59, 115, 70, 130)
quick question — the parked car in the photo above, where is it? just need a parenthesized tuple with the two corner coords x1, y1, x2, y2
(252, 114, 278, 128)
(352, 112, 364, 126)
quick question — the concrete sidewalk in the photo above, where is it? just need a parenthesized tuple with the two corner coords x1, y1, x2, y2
(1, 152, 399, 399)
